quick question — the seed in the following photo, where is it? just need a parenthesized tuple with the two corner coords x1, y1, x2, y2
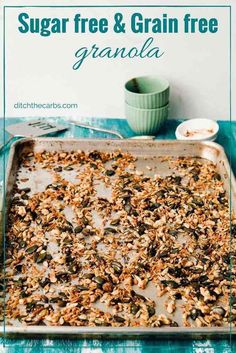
(174, 176, 182, 184)
(161, 280, 179, 289)
(83, 273, 94, 280)
(110, 219, 120, 226)
(211, 306, 226, 317)
(192, 198, 204, 207)
(54, 166, 62, 172)
(169, 230, 178, 236)
(50, 297, 60, 303)
(20, 291, 29, 298)
(82, 217, 89, 226)
(148, 245, 157, 257)
(134, 185, 142, 191)
(59, 225, 73, 233)
(47, 183, 60, 190)
(77, 285, 89, 291)
(113, 315, 125, 323)
(56, 272, 70, 282)
(63, 238, 72, 245)
(231, 296, 236, 305)
(89, 151, 101, 160)
(170, 321, 179, 327)
(68, 263, 80, 274)
(180, 278, 190, 286)
(57, 300, 67, 307)
(90, 163, 98, 169)
(40, 278, 51, 288)
(20, 241, 26, 248)
(156, 190, 165, 198)
(64, 166, 74, 171)
(94, 276, 105, 286)
(131, 303, 140, 315)
(222, 254, 230, 265)
(111, 261, 123, 274)
(15, 264, 23, 272)
(214, 173, 221, 181)
(104, 227, 117, 234)
(74, 226, 83, 234)
(147, 306, 155, 317)
(147, 203, 161, 211)
(82, 229, 93, 236)
(20, 187, 31, 193)
(36, 252, 47, 263)
(190, 308, 201, 320)
(138, 225, 146, 235)
(82, 199, 89, 207)
(26, 245, 38, 254)
(106, 169, 115, 176)
(158, 251, 169, 258)
(113, 152, 123, 160)
(26, 301, 37, 311)
(174, 293, 182, 300)
(168, 267, 182, 277)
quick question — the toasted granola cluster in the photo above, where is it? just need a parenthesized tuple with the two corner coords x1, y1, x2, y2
(3, 149, 236, 327)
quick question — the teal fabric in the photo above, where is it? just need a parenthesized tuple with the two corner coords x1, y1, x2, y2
(0, 117, 235, 353)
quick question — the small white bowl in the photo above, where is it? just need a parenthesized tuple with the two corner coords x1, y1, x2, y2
(175, 119, 219, 141)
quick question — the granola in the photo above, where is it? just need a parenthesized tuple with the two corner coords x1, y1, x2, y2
(3, 149, 236, 327)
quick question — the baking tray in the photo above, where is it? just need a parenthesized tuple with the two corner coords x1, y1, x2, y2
(2, 138, 236, 338)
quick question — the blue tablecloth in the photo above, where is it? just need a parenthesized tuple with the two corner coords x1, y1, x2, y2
(0, 117, 235, 353)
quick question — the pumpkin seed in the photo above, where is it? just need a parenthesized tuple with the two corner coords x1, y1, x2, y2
(64, 166, 74, 171)
(148, 245, 157, 257)
(74, 225, 83, 234)
(20, 241, 26, 248)
(156, 190, 165, 198)
(131, 303, 140, 315)
(26, 245, 38, 254)
(111, 261, 123, 274)
(20, 187, 31, 193)
(159, 251, 169, 258)
(106, 169, 115, 176)
(147, 306, 155, 317)
(110, 219, 120, 226)
(15, 264, 23, 272)
(104, 227, 117, 234)
(83, 273, 94, 280)
(35, 252, 47, 263)
(169, 229, 178, 236)
(77, 285, 89, 291)
(54, 166, 62, 172)
(190, 308, 201, 320)
(214, 173, 221, 181)
(211, 306, 226, 317)
(113, 315, 125, 323)
(89, 151, 101, 160)
(94, 276, 105, 285)
(68, 263, 79, 274)
(192, 198, 204, 207)
(170, 321, 179, 327)
(40, 278, 51, 288)
(57, 300, 67, 307)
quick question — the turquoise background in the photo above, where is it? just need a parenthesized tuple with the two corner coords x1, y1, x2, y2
(0, 117, 235, 353)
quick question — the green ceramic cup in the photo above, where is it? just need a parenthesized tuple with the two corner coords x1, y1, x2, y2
(125, 102, 169, 135)
(125, 75, 169, 109)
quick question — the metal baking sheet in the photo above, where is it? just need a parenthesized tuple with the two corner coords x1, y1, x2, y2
(2, 138, 236, 338)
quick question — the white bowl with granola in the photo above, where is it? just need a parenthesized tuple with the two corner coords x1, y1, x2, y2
(175, 119, 219, 141)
